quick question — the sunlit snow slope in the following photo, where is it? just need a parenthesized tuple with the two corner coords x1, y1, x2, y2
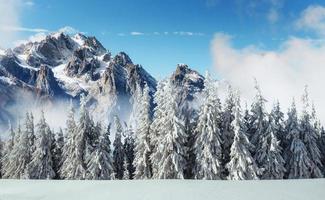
(0, 179, 324, 200)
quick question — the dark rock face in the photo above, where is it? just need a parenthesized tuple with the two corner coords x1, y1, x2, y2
(171, 64, 204, 101)
(35, 65, 67, 98)
(15, 33, 77, 67)
(100, 53, 156, 97)
(0, 54, 36, 84)
(65, 48, 100, 80)
(113, 52, 133, 66)
(83, 36, 106, 56)
(102, 53, 111, 62)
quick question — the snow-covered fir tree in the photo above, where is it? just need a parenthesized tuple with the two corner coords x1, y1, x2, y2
(150, 79, 168, 177)
(133, 83, 152, 179)
(60, 95, 94, 179)
(1, 122, 15, 177)
(257, 115, 286, 179)
(24, 112, 36, 155)
(319, 127, 325, 172)
(123, 125, 135, 179)
(249, 81, 268, 153)
(242, 103, 251, 136)
(3, 120, 31, 178)
(194, 73, 223, 180)
(299, 87, 323, 178)
(86, 123, 115, 180)
(227, 95, 259, 180)
(52, 128, 64, 179)
(183, 111, 196, 179)
(27, 111, 55, 179)
(155, 79, 187, 179)
(113, 115, 125, 179)
(0, 136, 2, 177)
(270, 101, 286, 149)
(221, 85, 236, 176)
(286, 100, 312, 179)
(60, 100, 77, 178)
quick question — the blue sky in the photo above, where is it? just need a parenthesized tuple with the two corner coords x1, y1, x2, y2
(2, 0, 325, 120)
(3, 0, 325, 77)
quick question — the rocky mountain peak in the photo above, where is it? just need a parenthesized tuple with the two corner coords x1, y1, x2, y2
(171, 64, 204, 101)
(113, 52, 133, 66)
(0, 31, 206, 131)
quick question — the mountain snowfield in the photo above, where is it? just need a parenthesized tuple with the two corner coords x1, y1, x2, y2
(0, 179, 324, 200)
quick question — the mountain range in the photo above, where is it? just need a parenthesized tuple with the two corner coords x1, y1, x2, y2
(0, 32, 204, 131)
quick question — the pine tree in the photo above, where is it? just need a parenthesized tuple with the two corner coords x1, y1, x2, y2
(299, 87, 323, 178)
(25, 112, 35, 148)
(27, 111, 55, 179)
(270, 101, 286, 149)
(194, 73, 223, 180)
(60, 100, 77, 178)
(123, 156, 130, 180)
(183, 113, 196, 179)
(134, 83, 152, 179)
(1, 122, 15, 177)
(155, 79, 187, 179)
(249, 81, 267, 154)
(286, 100, 312, 179)
(0, 135, 2, 178)
(319, 127, 325, 173)
(3, 120, 31, 178)
(113, 115, 125, 179)
(86, 123, 115, 180)
(52, 128, 64, 179)
(123, 125, 135, 179)
(150, 79, 168, 177)
(227, 96, 259, 180)
(257, 115, 286, 179)
(60, 94, 94, 179)
(221, 85, 236, 177)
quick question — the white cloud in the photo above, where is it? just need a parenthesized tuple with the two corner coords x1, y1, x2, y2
(0, 0, 46, 48)
(296, 5, 325, 36)
(58, 26, 79, 35)
(0, 26, 48, 33)
(130, 31, 144, 36)
(25, 1, 34, 6)
(12, 26, 81, 46)
(173, 31, 205, 36)
(0, 0, 21, 48)
(211, 33, 325, 122)
(13, 32, 47, 46)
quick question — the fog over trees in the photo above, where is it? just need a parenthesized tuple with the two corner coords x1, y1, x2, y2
(1, 76, 325, 180)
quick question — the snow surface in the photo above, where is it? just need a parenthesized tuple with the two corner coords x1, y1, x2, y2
(0, 76, 16, 85)
(186, 72, 201, 82)
(0, 179, 324, 200)
(71, 34, 85, 46)
(0, 49, 5, 55)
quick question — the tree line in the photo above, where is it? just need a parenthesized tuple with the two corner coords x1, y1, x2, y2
(0, 75, 325, 180)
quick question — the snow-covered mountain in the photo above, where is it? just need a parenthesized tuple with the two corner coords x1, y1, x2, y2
(0, 32, 204, 129)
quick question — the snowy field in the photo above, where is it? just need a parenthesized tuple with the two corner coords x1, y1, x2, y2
(0, 179, 324, 200)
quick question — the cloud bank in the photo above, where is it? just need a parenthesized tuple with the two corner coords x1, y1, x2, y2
(211, 33, 325, 122)
(296, 5, 325, 36)
(0, 0, 21, 48)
